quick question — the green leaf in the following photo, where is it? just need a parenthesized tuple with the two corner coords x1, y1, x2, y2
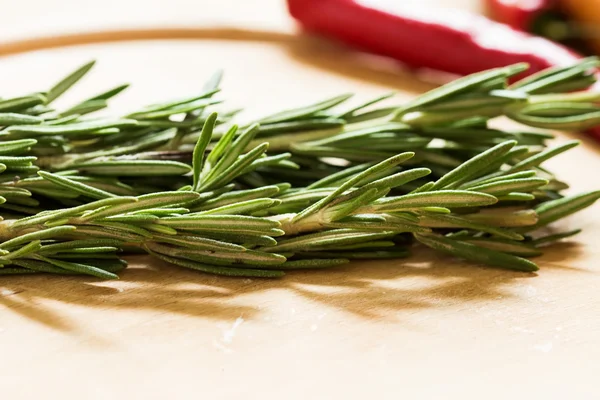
(414, 233, 538, 272)
(242, 153, 296, 174)
(258, 93, 352, 124)
(372, 190, 497, 212)
(292, 152, 415, 223)
(132, 207, 190, 216)
(505, 141, 579, 173)
(338, 92, 395, 118)
(8, 119, 138, 136)
(307, 163, 372, 189)
(531, 229, 582, 246)
(346, 106, 398, 123)
(0, 226, 76, 250)
(0, 94, 46, 113)
(271, 258, 349, 269)
(82, 192, 199, 220)
(192, 185, 283, 211)
(0, 139, 37, 155)
(147, 250, 284, 278)
(147, 242, 285, 266)
(295, 250, 407, 259)
(0, 113, 43, 125)
(459, 238, 542, 257)
(61, 99, 108, 117)
(56, 247, 118, 254)
(72, 226, 145, 241)
(291, 143, 395, 162)
(532, 190, 600, 229)
(510, 57, 600, 93)
(38, 239, 124, 254)
(87, 83, 130, 101)
(359, 168, 431, 193)
(36, 255, 119, 279)
(202, 232, 278, 247)
(2, 240, 42, 260)
(94, 221, 152, 238)
(102, 214, 159, 223)
(11, 197, 137, 228)
(461, 171, 537, 188)
(152, 233, 246, 252)
(323, 217, 430, 233)
(262, 229, 395, 252)
(128, 98, 221, 120)
(468, 178, 548, 196)
(309, 122, 409, 147)
(195, 198, 280, 216)
(200, 142, 269, 191)
(38, 171, 117, 200)
(202, 123, 261, 184)
(410, 182, 435, 193)
(158, 214, 282, 236)
(127, 87, 219, 115)
(399, 63, 527, 112)
(430, 141, 517, 190)
(73, 160, 192, 176)
(142, 224, 178, 235)
(202, 124, 238, 180)
(192, 112, 218, 190)
(47, 60, 95, 103)
(325, 188, 385, 222)
(255, 119, 345, 136)
(418, 213, 524, 240)
(325, 168, 432, 217)
(496, 193, 536, 201)
(461, 209, 538, 227)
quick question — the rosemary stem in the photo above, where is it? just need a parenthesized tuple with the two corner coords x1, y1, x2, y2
(268, 213, 323, 235)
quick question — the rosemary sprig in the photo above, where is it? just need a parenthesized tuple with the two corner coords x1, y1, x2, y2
(0, 58, 599, 279)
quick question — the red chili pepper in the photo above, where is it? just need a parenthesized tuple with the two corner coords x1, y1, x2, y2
(286, 0, 600, 140)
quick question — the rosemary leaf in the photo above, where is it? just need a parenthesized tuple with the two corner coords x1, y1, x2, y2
(414, 233, 538, 272)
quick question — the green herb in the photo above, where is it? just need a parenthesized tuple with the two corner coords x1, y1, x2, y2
(0, 58, 599, 279)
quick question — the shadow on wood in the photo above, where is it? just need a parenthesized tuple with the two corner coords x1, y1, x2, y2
(0, 240, 586, 332)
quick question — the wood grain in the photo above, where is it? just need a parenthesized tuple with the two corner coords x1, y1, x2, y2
(0, 1, 599, 399)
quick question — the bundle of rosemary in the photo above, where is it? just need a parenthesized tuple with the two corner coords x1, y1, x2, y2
(0, 57, 599, 279)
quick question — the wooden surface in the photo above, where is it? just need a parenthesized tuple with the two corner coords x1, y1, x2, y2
(1, 1, 599, 399)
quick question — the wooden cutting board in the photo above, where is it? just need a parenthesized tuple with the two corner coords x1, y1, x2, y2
(1, 1, 599, 398)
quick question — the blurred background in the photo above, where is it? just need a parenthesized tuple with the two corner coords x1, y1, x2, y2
(2, 0, 597, 77)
